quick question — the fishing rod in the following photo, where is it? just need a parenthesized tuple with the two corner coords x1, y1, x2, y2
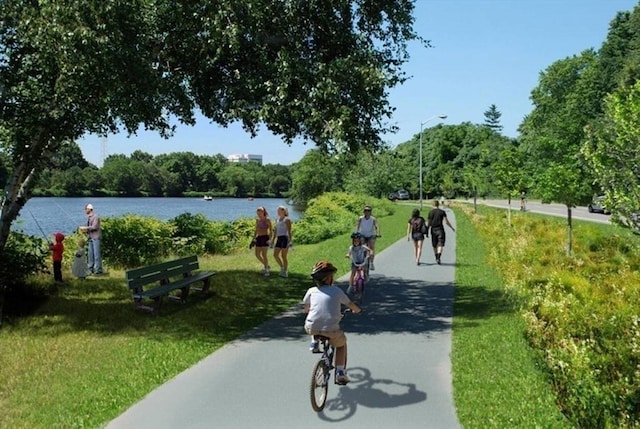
(52, 199, 82, 229)
(26, 207, 52, 244)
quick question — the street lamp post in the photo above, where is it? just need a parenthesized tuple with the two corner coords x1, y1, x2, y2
(419, 115, 447, 210)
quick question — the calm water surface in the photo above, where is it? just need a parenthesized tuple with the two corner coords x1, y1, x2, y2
(13, 197, 301, 239)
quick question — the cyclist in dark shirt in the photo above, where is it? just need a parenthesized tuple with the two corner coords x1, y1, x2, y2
(426, 200, 455, 265)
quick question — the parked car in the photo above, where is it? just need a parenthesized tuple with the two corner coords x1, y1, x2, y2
(388, 189, 410, 201)
(588, 195, 610, 214)
(396, 189, 410, 200)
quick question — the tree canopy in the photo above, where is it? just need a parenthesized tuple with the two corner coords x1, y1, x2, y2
(0, 0, 422, 253)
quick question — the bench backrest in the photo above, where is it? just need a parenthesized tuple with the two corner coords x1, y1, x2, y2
(126, 255, 200, 291)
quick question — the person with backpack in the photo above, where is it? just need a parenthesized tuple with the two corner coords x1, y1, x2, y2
(407, 209, 427, 265)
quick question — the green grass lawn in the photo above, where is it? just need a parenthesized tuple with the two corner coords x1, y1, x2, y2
(0, 204, 573, 428)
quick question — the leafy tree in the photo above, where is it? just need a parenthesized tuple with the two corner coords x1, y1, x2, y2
(0, 0, 420, 255)
(130, 150, 154, 164)
(101, 155, 143, 196)
(493, 146, 526, 224)
(153, 152, 202, 192)
(483, 104, 503, 132)
(140, 163, 168, 196)
(583, 82, 640, 228)
(218, 164, 254, 197)
(289, 150, 340, 204)
(519, 51, 601, 252)
(50, 166, 85, 196)
(342, 148, 406, 199)
(195, 155, 227, 193)
(81, 167, 104, 195)
(269, 175, 290, 197)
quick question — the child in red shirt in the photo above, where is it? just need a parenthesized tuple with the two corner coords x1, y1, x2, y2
(49, 232, 65, 283)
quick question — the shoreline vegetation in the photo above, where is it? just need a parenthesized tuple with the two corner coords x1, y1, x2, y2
(0, 198, 638, 428)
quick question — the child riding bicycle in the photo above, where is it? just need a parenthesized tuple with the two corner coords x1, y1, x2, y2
(345, 232, 372, 295)
(303, 260, 361, 384)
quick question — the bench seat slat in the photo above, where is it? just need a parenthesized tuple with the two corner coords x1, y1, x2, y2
(132, 271, 216, 299)
(126, 255, 215, 314)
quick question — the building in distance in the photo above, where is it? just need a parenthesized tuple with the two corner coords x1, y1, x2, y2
(227, 154, 263, 165)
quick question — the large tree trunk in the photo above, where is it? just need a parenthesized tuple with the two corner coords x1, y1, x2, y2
(0, 161, 39, 326)
(0, 163, 38, 252)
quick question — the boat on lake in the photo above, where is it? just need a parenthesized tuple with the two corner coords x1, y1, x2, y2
(203, 196, 213, 201)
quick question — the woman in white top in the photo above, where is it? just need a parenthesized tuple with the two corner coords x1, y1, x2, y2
(271, 206, 293, 277)
(356, 205, 380, 270)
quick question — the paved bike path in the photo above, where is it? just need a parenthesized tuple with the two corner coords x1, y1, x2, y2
(105, 211, 460, 429)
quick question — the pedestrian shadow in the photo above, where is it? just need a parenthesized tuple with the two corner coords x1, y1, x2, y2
(318, 367, 427, 422)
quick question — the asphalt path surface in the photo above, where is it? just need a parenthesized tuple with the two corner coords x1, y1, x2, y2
(106, 210, 461, 429)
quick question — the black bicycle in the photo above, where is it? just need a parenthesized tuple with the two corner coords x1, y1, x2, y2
(309, 310, 352, 412)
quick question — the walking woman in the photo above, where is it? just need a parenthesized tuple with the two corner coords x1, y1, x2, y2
(271, 205, 292, 277)
(407, 209, 427, 265)
(253, 206, 273, 276)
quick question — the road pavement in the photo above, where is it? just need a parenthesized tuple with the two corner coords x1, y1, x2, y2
(105, 211, 461, 429)
(463, 198, 612, 224)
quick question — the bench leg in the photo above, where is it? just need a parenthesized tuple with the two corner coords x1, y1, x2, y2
(200, 278, 211, 294)
(153, 295, 164, 314)
(180, 286, 190, 301)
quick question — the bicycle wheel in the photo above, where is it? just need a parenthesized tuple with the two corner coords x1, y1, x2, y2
(354, 276, 365, 304)
(310, 359, 329, 412)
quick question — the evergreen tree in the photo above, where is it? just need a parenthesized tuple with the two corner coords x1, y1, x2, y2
(483, 104, 503, 132)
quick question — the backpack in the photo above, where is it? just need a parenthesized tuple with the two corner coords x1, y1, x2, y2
(411, 217, 425, 233)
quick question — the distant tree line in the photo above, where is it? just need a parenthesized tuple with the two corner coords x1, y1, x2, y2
(4, 142, 294, 198)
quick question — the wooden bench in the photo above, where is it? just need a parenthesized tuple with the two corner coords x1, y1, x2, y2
(125, 255, 216, 314)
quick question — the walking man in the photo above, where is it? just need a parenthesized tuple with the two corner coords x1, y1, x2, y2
(79, 203, 103, 275)
(426, 200, 455, 265)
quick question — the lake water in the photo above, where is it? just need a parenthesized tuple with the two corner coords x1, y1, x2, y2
(11, 197, 302, 239)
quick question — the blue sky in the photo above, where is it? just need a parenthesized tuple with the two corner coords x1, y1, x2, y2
(78, 0, 638, 167)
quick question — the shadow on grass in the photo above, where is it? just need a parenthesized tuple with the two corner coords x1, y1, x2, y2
(6, 265, 513, 348)
(453, 282, 515, 329)
(6, 270, 314, 342)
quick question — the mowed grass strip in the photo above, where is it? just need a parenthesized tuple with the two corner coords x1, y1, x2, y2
(452, 205, 572, 428)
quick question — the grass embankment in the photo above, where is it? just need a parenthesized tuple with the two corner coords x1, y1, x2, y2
(0, 206, 410, 429)
(455, 203, 640, 428)
(453, 204, 572, 428)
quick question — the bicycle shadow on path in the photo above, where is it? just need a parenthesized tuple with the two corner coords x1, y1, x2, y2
(317, 366, 428, 422)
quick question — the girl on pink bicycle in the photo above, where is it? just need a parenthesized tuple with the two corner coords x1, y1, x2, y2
(345, 232, 372, 295)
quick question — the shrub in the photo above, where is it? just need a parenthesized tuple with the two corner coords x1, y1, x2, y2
(169, 213, 253, 255)
(102, 215, 175, 267)
(0, 232, 50, 320)
(294, 192, 394, 244)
